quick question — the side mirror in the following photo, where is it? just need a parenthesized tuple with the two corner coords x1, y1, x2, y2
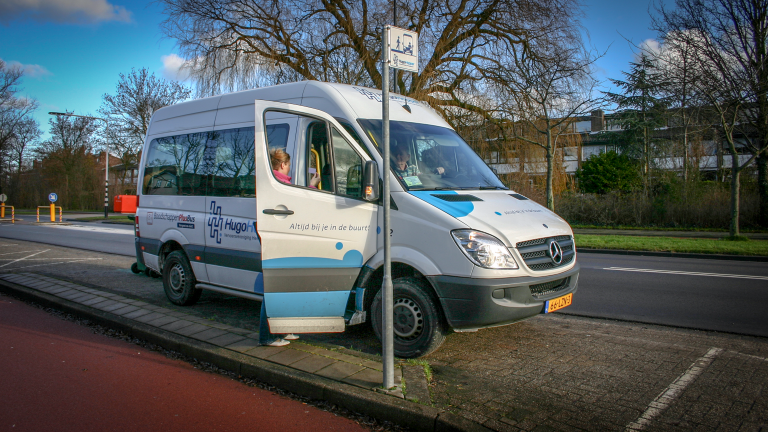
(363, 160, 380, 202)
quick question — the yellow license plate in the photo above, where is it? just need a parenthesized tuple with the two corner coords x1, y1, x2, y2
(544, 293, 573, 313)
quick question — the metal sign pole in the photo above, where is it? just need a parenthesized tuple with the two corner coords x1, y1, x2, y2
(381, 25, 395, 390)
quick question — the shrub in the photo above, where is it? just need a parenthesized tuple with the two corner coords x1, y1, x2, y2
(576, 151, 641, 194)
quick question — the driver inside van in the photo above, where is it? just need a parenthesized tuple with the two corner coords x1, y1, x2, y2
(391, 144, 445, 180)
(270, 148, 320, 188)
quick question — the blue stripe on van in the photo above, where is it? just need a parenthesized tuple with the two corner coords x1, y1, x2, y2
(408, 190, 474, 218)
(261, 249, 363, 269)
(264, 291, 350, 317)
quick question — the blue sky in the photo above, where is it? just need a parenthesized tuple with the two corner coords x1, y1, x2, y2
(1, 0, 659, 140)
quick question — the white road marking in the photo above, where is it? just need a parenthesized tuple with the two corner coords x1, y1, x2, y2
(0, 258, 102, 271)
(604, 266, 768, 281)
(49, 225, 133, 235)
(625, 347, 723, 431)
(728, 351, 768, 363)
(0, 250, 45, 256)
(0, 249, 49, 268)
(0, 258, 103, 261)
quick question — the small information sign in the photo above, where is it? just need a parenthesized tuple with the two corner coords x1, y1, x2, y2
(387, 26, 418, 72)
(0, 194, 7, 203)
(48, 193, 58, 203)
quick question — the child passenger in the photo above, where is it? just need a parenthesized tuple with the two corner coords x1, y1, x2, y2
(270, 148, 320, 188)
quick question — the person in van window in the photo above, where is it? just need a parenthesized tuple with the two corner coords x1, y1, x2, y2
(270, 148, 320, 188)
(391, 144, 444, 179)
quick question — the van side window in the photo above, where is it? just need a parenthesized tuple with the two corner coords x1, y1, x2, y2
(266, 123, 290, 151)
(337, 120, 371, 158)
(208, 127, 256, 197)
(331, 127, 363, 198)
(306, 121, 333, 192)
(143, 132, 213, 195)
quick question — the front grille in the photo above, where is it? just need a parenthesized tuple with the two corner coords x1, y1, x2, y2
(515, 235, 575, 271)
(530, 277, 571, 299)
(431, 194, 483, 202)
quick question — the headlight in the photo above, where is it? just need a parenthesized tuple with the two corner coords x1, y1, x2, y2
(451, 230, 519, 269)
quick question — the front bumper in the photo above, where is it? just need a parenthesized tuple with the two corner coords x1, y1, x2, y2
(427, 262, 580, 331)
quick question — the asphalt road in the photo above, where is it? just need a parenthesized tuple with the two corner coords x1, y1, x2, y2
(570, 253, 768, 337)
(0, 292, 368, 432)
(1, 220, 766, 338)
(0, 217, 134, 256)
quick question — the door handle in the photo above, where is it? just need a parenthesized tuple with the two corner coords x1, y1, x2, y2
(262, 209, 294, 215)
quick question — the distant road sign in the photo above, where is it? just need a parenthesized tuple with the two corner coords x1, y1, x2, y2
(0, 194, 7, 203)
(48, 193, 58, 203)
(387, 26, 418, 72)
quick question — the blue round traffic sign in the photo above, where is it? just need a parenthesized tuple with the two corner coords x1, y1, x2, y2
(48, 193, 58, 203)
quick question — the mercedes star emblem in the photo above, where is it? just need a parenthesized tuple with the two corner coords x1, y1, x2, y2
(549, 240, 563, 265)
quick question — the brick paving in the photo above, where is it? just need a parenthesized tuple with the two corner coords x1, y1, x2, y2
(424, 315, 768, 431)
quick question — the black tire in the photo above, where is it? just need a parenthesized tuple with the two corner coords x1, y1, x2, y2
(130, 262, 140, 274)
(371, 277, 447, 358)
(162, 251, 202, 306)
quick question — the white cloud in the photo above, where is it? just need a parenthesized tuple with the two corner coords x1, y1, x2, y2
(636, 39, 662, 61)
(0, 0, 132, 25)
(160, 54, 192, 82)
(5, 59, 52, 78)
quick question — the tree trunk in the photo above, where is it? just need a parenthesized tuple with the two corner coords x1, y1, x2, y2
(729, 156, 741, 237)
(546, 137, 554, 212)
(758, 154, 768, 227)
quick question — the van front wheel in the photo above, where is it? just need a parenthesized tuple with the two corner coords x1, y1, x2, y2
(371, 277, 447, 358)
(163, 251, 201, 306)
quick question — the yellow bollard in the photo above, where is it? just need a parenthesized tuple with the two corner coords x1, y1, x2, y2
(50, 203, 55, 222)
(1, 203, 4, 218)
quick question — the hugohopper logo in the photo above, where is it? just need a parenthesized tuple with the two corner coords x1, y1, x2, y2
(208, 201, 256, 243)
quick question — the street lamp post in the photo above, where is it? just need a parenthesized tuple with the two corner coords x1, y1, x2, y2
(49, 112, 110, 218)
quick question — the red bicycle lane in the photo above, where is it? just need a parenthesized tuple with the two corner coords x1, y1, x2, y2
(0, 294, 368, 432)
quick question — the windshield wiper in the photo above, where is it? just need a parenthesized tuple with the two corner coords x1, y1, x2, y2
(479, 186, 509, 190)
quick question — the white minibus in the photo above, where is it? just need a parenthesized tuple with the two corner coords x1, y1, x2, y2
(134, 81, 579, 358)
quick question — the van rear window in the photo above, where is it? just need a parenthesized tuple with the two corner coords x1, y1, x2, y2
(142, 124, 290, 197)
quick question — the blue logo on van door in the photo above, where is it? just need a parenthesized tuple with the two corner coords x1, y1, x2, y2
(208, 201, 223, 243)
(208, 201, 258, 244)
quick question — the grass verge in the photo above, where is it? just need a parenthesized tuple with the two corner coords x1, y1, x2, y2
(575, 234, 768, 256)
(571, 224, 768, 233)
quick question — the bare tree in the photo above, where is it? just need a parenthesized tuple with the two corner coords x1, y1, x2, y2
(647, 36, 706, 182)
(0, 59, 38, 167)
(494, 43, 603, 211)
(157, 0, 583, 128)
(653, 0, 768, 227)
(7, 117, 40, 193)
(37, 113, 100, 208)
(99, 68, 192, 170)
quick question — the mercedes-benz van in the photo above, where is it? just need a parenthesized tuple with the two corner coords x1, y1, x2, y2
(134, 81, 579, 358)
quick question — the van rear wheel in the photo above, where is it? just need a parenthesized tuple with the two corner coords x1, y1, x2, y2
(371, 277, 447, 358)
(163, 251, 202, 306)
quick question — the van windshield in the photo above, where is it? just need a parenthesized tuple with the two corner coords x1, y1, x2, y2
(358, 119, 507, 191)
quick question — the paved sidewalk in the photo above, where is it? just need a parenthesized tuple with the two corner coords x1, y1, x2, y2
(0, 273, 481, 432)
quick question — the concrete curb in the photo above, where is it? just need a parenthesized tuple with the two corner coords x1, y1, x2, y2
(0, 278, 490, 432)
(577, 248, 768, 262)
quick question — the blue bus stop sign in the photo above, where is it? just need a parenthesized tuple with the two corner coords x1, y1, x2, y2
(48, 193, 58, 203)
